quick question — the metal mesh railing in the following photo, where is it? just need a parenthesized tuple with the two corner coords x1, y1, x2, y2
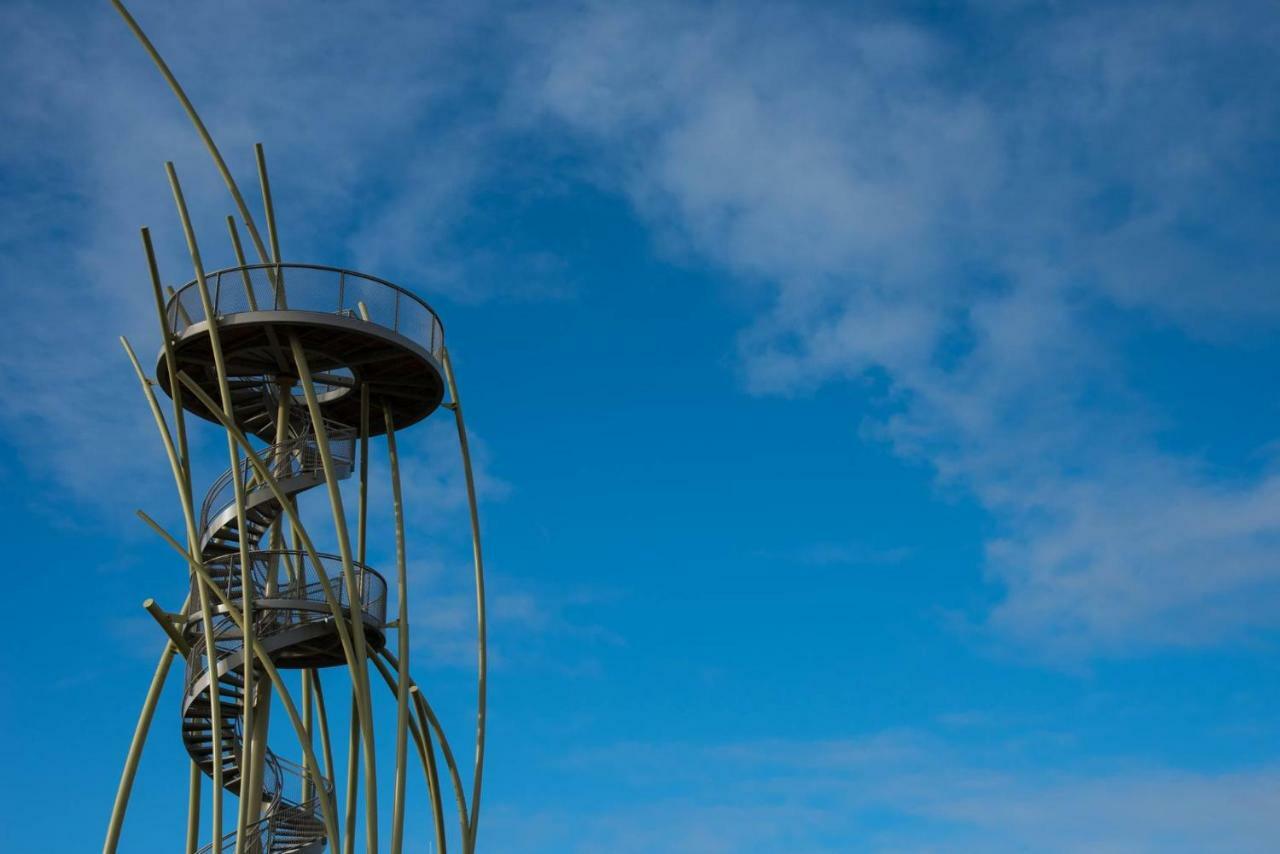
(184, 609, 334, 854)
(166, 263, 445, 358)
(192, 549, 389, 631)
(200, 428, 356, 537)
(193, 754, 325, 854)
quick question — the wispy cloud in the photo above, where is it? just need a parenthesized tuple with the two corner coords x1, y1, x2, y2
(511, 0, 1280, 654)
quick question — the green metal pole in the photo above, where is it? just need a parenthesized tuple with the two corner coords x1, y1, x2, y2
(383, 405, 416, 854)
(441, 348, 488, 854)
(102, 642, 177, 853)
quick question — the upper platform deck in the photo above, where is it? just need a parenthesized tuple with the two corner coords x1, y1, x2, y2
(157, 263, 447, 437)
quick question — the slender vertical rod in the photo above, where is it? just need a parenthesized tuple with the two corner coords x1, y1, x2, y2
(441, 347, 488, 853)
(102, 642, 177, 853)
(343, 691, 360, 854)
(124, 337, 224, 843)
(186, 761, 202, 854)
(289, 334, 379, 851)
(141, 229, 209, 851)
(253, 143, 286, 307)
(312, 671, 338, 787)
(167, 162, 259, 854)
(370, 655, 447, 854)
(358, 383, 370, 565)
(302, 670, 315, 803)
(378, 649, 469, 845)
(384, 406, 413, 854)
(225, 216, 258, 310)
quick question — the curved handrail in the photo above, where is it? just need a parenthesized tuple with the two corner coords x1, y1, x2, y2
(165, 262, 445, 358)
(194, 753, 330, 854)
(200, 428, 355, 539)
(191, 550, 389, 633)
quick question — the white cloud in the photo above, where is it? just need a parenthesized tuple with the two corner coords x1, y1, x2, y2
(512, 0, 1280, 654)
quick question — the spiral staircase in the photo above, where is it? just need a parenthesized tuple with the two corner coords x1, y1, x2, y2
(159, 263, 446, 854)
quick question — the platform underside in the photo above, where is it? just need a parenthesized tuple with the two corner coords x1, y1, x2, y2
(156, 310, 445, 439)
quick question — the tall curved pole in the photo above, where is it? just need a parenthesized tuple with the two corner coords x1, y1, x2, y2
(370, 655, 447, 853)
(383, 406, 416, 854)
(186, 761, 201, 854)
(290, 334, 380, 853)
(137, 217, 228, 848)
(110, 0, 273, 267)
(441, 347, 488, 853)
(101, 229, 202, 854)
(101, 640, 177, 853)
(167, 162, 261, 854)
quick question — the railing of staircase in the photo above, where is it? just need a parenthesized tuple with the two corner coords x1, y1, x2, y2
(165, 263, 445, 358)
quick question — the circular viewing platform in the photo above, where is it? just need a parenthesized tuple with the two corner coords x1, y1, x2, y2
(157, 263, 446, 438)
(185, 549, 389, 670)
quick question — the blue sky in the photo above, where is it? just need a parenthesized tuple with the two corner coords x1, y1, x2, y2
(3, 0, 1280, 851)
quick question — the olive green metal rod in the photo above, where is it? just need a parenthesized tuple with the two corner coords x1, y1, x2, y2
(254, 144, 286, 307)
(226, 215, 293, 377)
(121, 329, 225, 849)
(142, 227, 209, 852)
(378, 648, 470, 846)
(312, 671, 338, 791)
(110, 0, 273, 267)
(289, 332, 379, 852)
(248, 383, 292, 826)
(143, 598, 190, 654)
(302, 671, 315, 804)
(137, 510, 342, 849)
(346, 383, 371, 854)
(343, 690, 360, 854)
(225, 216, 259, 310)
(441, 347, 488, 853)
(142, 229, 191, 500)
(383, 405, 413, 854)
(166, 161, 259, 854)
(370, 654, 447, 854)
(102, 638, 178, 854)
(187, 761, 202, 854)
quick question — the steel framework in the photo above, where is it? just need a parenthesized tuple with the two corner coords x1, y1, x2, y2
(102, 3, 488, 852)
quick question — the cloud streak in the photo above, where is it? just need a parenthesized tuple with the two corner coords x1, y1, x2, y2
(512, 0, 1280, 654)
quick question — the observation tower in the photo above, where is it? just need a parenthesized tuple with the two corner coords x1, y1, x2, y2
(102, 3, 489, 853)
